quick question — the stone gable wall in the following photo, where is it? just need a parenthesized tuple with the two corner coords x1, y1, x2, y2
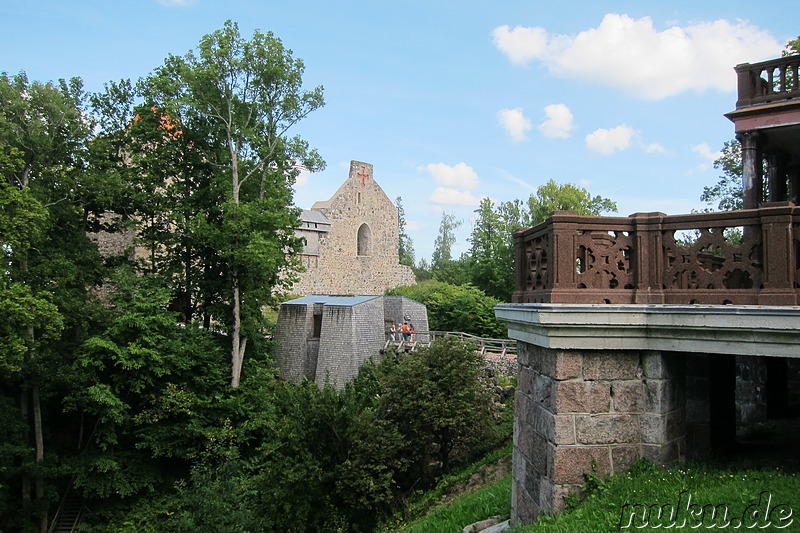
(292, 161, 416, 296)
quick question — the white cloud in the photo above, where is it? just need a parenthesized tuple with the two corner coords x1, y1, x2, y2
(644, 142, 667, 154)
(538, 103, 574, 139)
(429, 187, 482, 206)
(491, 25, 551, 66)
(419, 162, 479, 189)
(691, 142, 723, 170)
(156, 0, 196, 6)
(492, 14, 782, 99)
(692, 142, 722, 162)
(406, 221, 425, 231)
(294, 169, 311, 188)
(585, 125, 636, 155)
(497, 108, 532, 142)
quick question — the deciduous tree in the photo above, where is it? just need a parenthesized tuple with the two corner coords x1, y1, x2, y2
(395, 196, 415, 267)
(528, 179, 617, 225)
(0, 71, 99, 532)
(140, 20, 325, 387)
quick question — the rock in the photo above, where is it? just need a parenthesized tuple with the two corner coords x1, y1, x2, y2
(462, 517, 500, 533)
(481, 520, 511, 532)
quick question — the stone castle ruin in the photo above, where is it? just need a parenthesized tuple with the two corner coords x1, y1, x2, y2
(291, 160, 416, 296)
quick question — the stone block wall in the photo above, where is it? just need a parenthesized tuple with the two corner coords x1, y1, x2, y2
(512, 343, 684, 524)
(315, 298, 386, 388)
(292, 161, 416, 296)
(383, 296, 429, 342)
(316, 305, 357, 386)
(273, 304, 315, 383)
(275, 295, 429, 388)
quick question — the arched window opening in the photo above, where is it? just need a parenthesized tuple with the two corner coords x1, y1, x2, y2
(357, 223, 371, 256)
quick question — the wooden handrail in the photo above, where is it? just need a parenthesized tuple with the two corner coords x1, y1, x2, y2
(384, 330, 517, 357)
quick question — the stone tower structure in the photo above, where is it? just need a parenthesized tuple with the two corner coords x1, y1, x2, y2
(292, 160, 416, 296)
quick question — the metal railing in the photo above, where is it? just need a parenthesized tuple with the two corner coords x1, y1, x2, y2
(384, 330, 517, 357)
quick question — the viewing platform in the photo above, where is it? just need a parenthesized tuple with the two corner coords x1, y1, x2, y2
(725, 55, 800, 209)
(512, 205, 800, 306)
(497, 53, 800, 525)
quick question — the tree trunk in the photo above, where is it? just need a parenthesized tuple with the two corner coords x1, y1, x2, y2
(20, 390, 30, 505)
(32, 385, 47, 533)
(229, 141, 244, 388)
(231, 269, 242, 388)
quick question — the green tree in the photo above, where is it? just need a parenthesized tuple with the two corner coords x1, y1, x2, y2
(0, 71, 99, 531)
(380, 337, 496, 478)
(700, 139, 743, 211)
(782, 35, 800, 56)
(431, 212, 469, 284)
(65, 268, 231, 500)
(141, 20, 325, 387)
(467, 197, 516, 301)
(528, 179, 617, 225)
(465, 183, 615, 301)
(396, 196, 415, 267)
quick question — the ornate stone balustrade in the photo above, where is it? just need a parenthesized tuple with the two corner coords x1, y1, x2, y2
(735, 55, 800, 108)
(513, 204, 800, 306)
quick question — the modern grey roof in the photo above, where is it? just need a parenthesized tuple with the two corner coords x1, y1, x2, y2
(282, 295, 381, 307)
(300, 209, 330, 225)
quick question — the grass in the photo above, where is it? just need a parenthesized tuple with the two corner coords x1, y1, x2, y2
(386, 459, 800, 533)
(380, 443, 513, 532)
(514, 460, 800, 532)
(388, 473, 512, 533)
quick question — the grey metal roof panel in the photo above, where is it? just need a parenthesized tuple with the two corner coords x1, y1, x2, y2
(300, 209, 330, 225)
(282, 295, 381, 307)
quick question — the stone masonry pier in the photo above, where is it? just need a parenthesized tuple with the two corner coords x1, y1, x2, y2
(495, 303, 800, 525)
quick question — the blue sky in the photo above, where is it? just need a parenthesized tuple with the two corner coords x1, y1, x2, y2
(2, 1, 796, 261)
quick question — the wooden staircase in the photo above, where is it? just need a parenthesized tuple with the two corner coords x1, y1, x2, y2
(48, 489, 84, 533)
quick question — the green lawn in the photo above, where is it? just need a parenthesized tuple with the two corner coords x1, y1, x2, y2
(389, 459, 800, 533)
(515, 460, 799, 532)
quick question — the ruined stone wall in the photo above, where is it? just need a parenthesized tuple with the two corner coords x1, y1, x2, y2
(292, 161, 416, 296)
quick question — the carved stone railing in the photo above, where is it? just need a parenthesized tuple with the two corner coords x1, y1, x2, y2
(513, 204, 800, 306)
(735, 55, 800, 108)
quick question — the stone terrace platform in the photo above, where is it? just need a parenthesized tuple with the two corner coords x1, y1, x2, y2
(496, 53, 800, 526)
(496, 303, 800, 523)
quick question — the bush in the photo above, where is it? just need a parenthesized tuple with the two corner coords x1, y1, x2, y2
(387, 281, 507, 338)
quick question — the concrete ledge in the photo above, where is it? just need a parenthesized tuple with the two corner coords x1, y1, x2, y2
(495, 304, 800, 358)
